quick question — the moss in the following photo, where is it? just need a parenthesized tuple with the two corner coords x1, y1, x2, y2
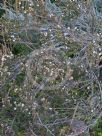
(72, 66, 86, 81)
(59, 125, 70, 136)
(64, 41, 81, 58)
(13, 112, 31, 132)
(0, 9, 5, 18)
(90, 118, 102, 136)
(15, 72, 25, 86)
(12, 44, 32, 56)
(19, 30, 42, 49)
(16, 131, 25, 136)
(51, 95, 63, 108)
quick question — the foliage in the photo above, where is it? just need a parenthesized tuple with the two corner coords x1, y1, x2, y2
(0, 0, 102, 136)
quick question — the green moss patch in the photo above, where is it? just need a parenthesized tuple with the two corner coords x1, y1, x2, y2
(12, 44, 32, 56)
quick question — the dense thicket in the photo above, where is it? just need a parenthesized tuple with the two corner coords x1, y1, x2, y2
(0, 0, 102, 136)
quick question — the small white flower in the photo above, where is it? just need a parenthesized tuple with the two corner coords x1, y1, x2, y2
(69, 76, 73, 80)
(14, 101, 16, 104)
(57, 25, 61, 28)
(67, 27, 70, 30)
(41, 98, 45, 101)
(49, 107, 53, 110)
(14, 107, 17, 110)
(13, 39, 16, 42)
(67, 61, 71, 65)
(21, 103, 24, 107)
(1, 56, 6, 62)
(49, 29, 52, 32)
(15, 88, 18, 91)
(11, 35, 14, 38)
(50, 13, 54, 17)
(87, 86, 90, 90)
(29, 3, 32, 6)
(24, 11, 27, 13)
(91, 109, 93, 112)
(81, 65, 83, 68)
(65, 99, 68, 102)
(25, 108, 28, 111)
(74, 27, 77, 30)
(99, 53, 102, 56)
(33, 102, 38, 109)
(44, 32, 48, 36)
(7, 72, 11, 75)
(78, 4, 81, 7)
(93, 51, 97, 54)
